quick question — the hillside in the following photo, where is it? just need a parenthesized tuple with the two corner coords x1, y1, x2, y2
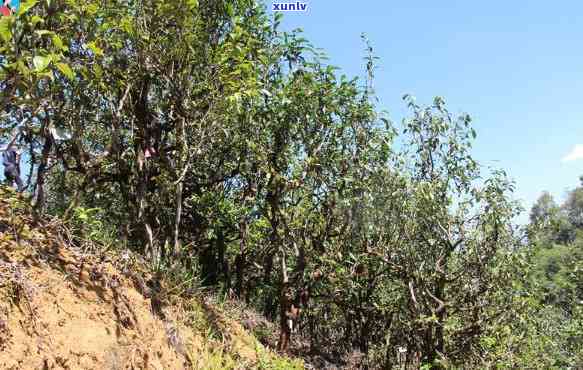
(2, 0, 582, 368)
(0, 188, 303, 370)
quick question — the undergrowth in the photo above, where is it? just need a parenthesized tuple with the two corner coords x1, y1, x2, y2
(0, 186, 304, 369)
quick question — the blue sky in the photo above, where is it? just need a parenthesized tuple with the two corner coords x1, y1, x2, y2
(275, 0, 583, 222)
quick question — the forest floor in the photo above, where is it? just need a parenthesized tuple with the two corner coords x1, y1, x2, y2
(0, 188, 305, 370)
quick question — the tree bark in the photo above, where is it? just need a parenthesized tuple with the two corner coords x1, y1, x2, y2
(33, 125, 53, 215)
(277, 247, 291, 352)
(173, 116, 186, 259)
(235, 219, 247, 299)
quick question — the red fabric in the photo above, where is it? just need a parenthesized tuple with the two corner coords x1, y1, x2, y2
(144, 147, 156, 159)
(0, 6, 10, 16)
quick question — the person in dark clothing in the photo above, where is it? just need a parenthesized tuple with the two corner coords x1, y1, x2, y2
(1, 129, 24, 192)
(2, 149, 23, 191)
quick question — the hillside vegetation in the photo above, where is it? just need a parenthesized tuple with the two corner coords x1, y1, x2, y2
(0, 188, 303, 369)
(0, 0, 581, 368)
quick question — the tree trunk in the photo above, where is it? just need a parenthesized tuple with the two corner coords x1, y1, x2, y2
(173, 116, 186, 259)
(173, 180, 183, 257)
(277, 248, 291, 352)
(200, 243, 218, 286)
(263, 253, 276, 319)
(217, 229, 229, 289)
(235, 219, 247, 299)
(34, 126, 53, 214)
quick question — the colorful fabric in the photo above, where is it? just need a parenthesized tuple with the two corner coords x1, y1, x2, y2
(1, 0, 19, 16)
(7, 0, 19, 11)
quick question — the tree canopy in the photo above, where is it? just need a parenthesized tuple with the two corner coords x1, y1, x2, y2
(1, 1, 579, 368)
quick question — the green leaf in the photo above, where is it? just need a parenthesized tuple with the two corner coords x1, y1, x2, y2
(92, 64, 103, 79)
(86, 3, 98, 15)
(15, 60, 30, 76)
(86, 41, 103, 56)
(226, 2, 234, 17)
(187, 0, 198, 10)
(56, 62, 74, 80)
(35, 30, 53, 36)
(0, 17, 12, 43)
(17, 0, 38, 16)
(33, 55, 50, 72)
(51, 34, 67, 50)
(30, 15, 43, 25)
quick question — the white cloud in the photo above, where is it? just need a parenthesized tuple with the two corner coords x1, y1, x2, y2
(562, 144, 583, 162)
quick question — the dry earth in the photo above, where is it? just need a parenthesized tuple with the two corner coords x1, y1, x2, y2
(0, 189, 303, 370)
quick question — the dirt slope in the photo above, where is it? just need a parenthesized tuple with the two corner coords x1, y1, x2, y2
(0, 196, 191, 369)
(0, 188, 303, 370)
